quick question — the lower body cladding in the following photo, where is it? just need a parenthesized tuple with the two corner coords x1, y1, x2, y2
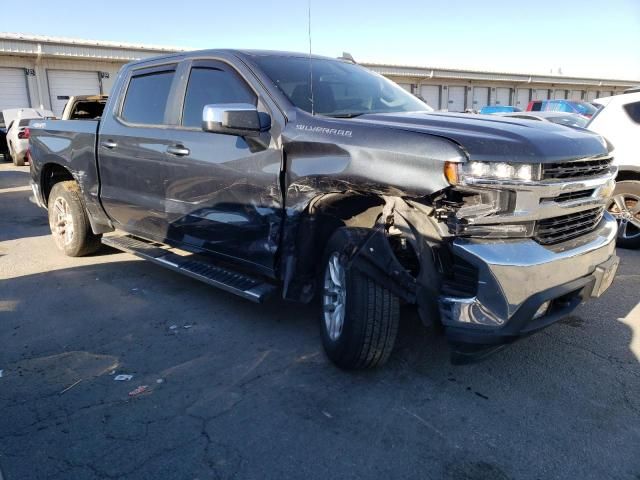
(440, 212, 619, 360)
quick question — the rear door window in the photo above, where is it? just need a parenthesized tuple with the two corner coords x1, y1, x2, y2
(121, 69, 175, 125)
(181, 65, 257, 128)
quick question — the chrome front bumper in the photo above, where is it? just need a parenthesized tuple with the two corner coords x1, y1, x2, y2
(440, 212, 618, 341)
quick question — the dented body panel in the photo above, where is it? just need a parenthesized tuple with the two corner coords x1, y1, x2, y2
(29, 49, 619, 357)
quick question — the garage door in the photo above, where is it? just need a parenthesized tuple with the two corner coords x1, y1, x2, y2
(471, 87, 489, 110)
(569, 90, 583, 100)
(533, 89, 549, 100)
(48, 70, 100, 116)
(553, 90, 566, 99)
(0, 67, 30, 110)
(586, 91, 597, 102)
(515, 89, 530, 109)
(397, 83, 412, 93)
(447, 86, 466, 112)
(598, 91, 612, 98)
(495, 88, 511, 106)
(420, 85, 440, 109)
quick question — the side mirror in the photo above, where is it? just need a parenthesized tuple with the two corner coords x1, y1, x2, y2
(202, 103, 270, 136)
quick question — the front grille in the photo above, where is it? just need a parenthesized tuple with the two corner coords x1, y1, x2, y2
(441, 255, 478, 297)
(542, 157, 612, 180)
(535, 207, 604, 245)
(542, 189, 595, 203)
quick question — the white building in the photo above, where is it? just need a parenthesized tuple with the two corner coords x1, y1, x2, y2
(0, 32, 636, 115)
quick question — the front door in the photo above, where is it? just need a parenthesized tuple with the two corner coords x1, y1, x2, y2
(161, 59, 283, 275)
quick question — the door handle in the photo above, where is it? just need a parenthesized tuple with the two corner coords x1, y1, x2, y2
(100, 140, 117, 149)
(166, 145, 190, 156)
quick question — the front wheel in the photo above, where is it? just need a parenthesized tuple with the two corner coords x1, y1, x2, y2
(320, 228, 400, 369)
(607, 181, 640, 249)
(48, 181, 102, 257)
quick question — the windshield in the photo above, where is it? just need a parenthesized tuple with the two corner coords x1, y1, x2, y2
(254, 56, 431, 117)
(571, 101, 597, 116)
(546, 114, 589, 128)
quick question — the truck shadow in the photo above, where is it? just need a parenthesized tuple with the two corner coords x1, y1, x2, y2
(1, 252, 638, 480)
(0, 189, 50, 242)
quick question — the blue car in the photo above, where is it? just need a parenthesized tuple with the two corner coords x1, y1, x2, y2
(479, 105, 522, 114)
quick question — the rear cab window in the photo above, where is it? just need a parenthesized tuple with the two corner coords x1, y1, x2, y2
(181, 62, 257, 128)
(121, 66, 176, 125)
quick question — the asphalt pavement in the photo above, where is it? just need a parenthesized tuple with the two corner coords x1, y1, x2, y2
(1, 161, 639, 480)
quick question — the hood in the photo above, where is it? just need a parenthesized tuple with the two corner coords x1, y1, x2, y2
(352, 111, 609, 163)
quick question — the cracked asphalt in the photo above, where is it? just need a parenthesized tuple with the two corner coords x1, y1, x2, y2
(1, 161, 639, 480)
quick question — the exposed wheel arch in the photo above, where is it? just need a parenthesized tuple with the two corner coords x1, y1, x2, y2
(40, 163, 75, 206)
(616, 168, 640, 183)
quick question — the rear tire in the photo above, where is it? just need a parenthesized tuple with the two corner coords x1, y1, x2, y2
(48, 181, 102, 257)
(319, 227, 400, 369)
(608, 181, 640, 249)
(13, 153, 25, 166)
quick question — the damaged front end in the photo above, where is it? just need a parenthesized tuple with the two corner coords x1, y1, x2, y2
(434, 155, 619, 359)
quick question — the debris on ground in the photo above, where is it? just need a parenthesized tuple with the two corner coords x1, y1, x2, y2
(114, 374, 133, 381)
(128, 385, 149, 397)
(183, 324, 193, 329)
(169, 325, 178, 330)
(59, 379, 82, 395)
(0, 369, 4, 378)
(156, 378, 164, 384)
(322, 411, 333, 419)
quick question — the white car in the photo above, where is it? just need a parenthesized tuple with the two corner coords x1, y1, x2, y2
(589, 91, 640, 248)
(3, 108, 54, 166)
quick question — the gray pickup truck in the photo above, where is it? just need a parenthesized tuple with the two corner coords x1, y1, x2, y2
(29, 49, 619, 368)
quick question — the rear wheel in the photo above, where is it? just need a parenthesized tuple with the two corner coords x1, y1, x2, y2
(48, 181, 102, 256)
(13, 152, 25, 166)
(607, 181, 640, 249)
(320, 228, 400, 369)
(9, 142, 24, 166)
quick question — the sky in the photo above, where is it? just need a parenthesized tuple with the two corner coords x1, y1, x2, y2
(1, 0, 639, 80)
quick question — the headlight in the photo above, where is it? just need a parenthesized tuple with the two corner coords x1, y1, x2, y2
(445, 161, 541, 184)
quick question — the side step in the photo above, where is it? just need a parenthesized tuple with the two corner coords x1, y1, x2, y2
(102, 235, 277, 303)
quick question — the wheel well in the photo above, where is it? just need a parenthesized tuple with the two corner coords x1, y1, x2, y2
(617, 169, 640, 183)
(41, 163, 75, 206)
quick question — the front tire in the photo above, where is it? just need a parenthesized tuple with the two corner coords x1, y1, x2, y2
(320, 228, 400, 369)
(48, 181, 102, 256)
(608, 181, 640, 249)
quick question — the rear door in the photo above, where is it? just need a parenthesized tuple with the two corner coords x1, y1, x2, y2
(98, 63, 180, 240)
(154, 58, 283, 274)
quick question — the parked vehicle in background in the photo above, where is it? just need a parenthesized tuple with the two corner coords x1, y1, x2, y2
(60, 95, 108, 120)
(500, 111, 589, 129)
(479, 105, 521, 114)
(589, 91, 640, 248)
(5, 109, 54, 166)
(28, 49, 619, 369)
(3, 108, 54, 165)
(0, 112, 9, 159)
(527, 99, 598, 118)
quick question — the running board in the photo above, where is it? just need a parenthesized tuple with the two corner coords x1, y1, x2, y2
(102, 235, 277, 303)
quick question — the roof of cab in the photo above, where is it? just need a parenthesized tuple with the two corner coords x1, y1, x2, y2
(124, 48, 341, 69)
